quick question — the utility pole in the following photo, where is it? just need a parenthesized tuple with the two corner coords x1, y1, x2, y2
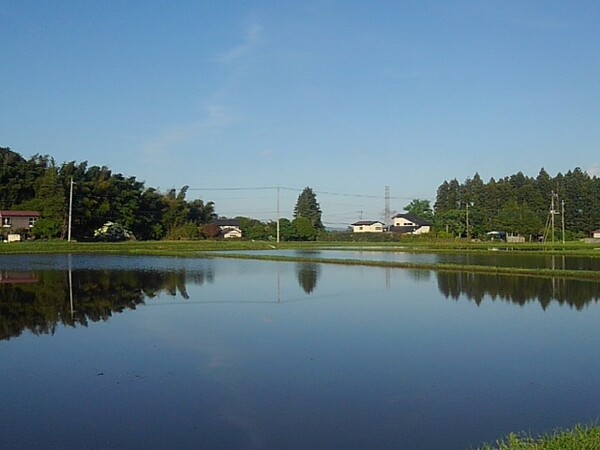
(550, 190, 555, 244)
(561, 199, 565, 244)
(466, 203, 470, 240)
(276, 186, 280, 243)
(68, 177, 74, 242)
(384, 186, 390, 230)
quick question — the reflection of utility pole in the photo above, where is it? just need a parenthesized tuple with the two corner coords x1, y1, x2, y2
(68, 254, 74, 319)
(276, 263, 281, 303)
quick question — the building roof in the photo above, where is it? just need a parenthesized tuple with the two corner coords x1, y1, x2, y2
(212, 219, 240, 227)
(389, 225, 419, 234)
(351, 220, 384, 226)
(391, 213, 430, 226)
(0, 211, 40, 217)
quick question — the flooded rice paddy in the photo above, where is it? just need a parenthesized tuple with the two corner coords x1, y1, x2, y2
(1, 253, 599, 449)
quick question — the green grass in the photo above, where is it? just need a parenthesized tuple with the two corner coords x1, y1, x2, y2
(2, 238, 600, 255)
(477, 424, 600, 450)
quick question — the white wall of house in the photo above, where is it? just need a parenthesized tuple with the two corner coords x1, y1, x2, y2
(593, 230, 600, 239)
(412, 225, 431, 235)
(352, 222, 384, 233)
(222, 227, 242, 238)
(392, 216, 430, 234)
(393, 217, 414, 227)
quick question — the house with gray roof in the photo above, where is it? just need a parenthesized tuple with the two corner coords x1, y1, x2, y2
(389, 214, 431, 235)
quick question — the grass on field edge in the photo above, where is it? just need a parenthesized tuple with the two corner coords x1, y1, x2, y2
(205, 252, 600, 281)
(476, 424, 600, 450)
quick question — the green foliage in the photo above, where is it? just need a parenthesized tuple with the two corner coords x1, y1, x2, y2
(164, 222, 201, 240)
(404, 199, 434, 221)
(31, 217, 63, 239)
(235, 216, 270, 240)
(434, 209, 466, 237)
(294, 186, 324, 230)
(478, 424, 600, 450)
(0, 148, 218, 241)
(291, 217, 318, 241)
(435, 168, 600, 239)
(277, 218, 295, 241)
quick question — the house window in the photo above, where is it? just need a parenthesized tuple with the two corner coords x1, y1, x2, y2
(2, 217, 10, 227)
(29, 217, 37, 227)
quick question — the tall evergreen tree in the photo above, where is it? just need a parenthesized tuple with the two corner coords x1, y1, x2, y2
(294, 187, 324, 230)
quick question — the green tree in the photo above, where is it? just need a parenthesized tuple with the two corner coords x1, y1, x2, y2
(189, 199, 216, 225)
(28, 167, 66, 238)
(434, 209, 465, 238)
(403, 199, 433, 221)
(291, 217, 318, 241)
(294, 187, 324, 230)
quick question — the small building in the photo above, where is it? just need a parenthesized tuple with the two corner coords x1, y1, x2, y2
(592, 230, 600, 239)
(211, 219, 243, 239)
(389, 214, 431, 235)
(486, 231, 507, 241)
(351, 220, 385, 233)
(1, 211, 39, 231)
(221, 227, 242, 239)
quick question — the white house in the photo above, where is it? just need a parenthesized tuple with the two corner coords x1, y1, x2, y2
(390, 214, 431, 235)
(593, 230, 600, 239)
(351, 220, 385, 233)
(211, 219, 243, 239)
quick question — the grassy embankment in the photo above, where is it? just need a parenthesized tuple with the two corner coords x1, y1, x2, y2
(477, 424, 600, 449)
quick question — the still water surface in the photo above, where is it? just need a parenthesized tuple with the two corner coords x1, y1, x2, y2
(1, 254, 599, 449)
(234, 249, 600, 271)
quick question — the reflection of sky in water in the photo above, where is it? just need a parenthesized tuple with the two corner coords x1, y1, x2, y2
(0, 256, 599, 450)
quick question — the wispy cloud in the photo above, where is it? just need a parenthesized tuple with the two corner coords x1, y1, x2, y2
(259, 149, 275, 158)
(217, 23, 263, 64)
(143, 105, 233, 156)
(143, 21, 263, 158)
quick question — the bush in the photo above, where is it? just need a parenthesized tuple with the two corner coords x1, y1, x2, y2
(94, 222, 134, 242)
(165, 222, 201, 240)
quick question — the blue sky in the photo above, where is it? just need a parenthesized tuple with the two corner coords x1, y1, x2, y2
(2, 1, 599, 227)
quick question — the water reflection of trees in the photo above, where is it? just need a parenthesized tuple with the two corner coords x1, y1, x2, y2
(437, 272, 600, 310)
(296, 262, 321, 294)
(0, 268, 214, 341)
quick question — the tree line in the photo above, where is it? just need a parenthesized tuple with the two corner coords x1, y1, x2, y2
(433, 168, 600, 240)
(0, 147, 327, 241)
(0, 147, 216, 240)
(4, 145, 597, 241)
